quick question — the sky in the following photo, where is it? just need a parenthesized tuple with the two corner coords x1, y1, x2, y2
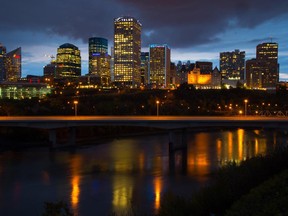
(0, 0, 288, 79)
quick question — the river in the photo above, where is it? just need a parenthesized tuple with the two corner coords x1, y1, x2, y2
(0, 128, 287, 215)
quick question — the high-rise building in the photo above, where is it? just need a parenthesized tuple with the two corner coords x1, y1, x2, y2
(220, 49, 245, 80)
(256, 42, 279, 87)
(43, 61, 57, 78)
(0, 43, 6, 81)
(5, 47, 21, 82)
(246, 42, 279, 89)
(56, 43, 81, 78)
(140, 52, 149, 85)
(88, 37, 111, 86)
(114, 16, 142, 87)
(149, 44, 171, 88)
(246, 59, 262, 88)
(89, 37, 108, 55)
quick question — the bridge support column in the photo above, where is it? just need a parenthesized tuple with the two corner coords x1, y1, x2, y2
(49, 129, 58, 148)
(168, 128, 188, 174)
(68, 127, 76, 146)
(169, 131, 176, 170)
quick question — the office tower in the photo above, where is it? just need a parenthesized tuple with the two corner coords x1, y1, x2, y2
(140, 52, 149, 85)
(5, 47, 21, 82)
(89, 37, 108, 55)
(110, 47, 114, 82)
(220, 49, 245, 80)
(56, 43, 81, 78)
(114, 16, 142, 87)
(170, 62, 179, 87)
(0, 43, 6, 81)
(149, 44, 171, 88)
(246, 42, 279, 89)
(88, 37, 111, 85)
(246, 59, 262, 88)
(43, 58, 57, 78)
(256, 42, 279, 87)
(196, 61, 213, 74)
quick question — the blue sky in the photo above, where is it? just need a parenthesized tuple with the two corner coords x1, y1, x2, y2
(1, 0, 287, 79)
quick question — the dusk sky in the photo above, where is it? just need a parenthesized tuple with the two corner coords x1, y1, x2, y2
(1, 0, 287, 79)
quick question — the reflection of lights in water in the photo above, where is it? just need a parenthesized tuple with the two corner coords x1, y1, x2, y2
(139, 153, 145, 173)
(70, 156, 82, 213)
(71, 175, 80, 209)
(255, 138, 259, 155)
(237, 129, 244, 160)
(113, 186, 132, 207)
(228, 132, 233, 160)
(188, 133, 210, 178)
(154, 177, 162, 211)
(112, 177, 133, 210)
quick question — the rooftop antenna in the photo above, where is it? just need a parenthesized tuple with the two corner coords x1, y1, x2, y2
(45, 54, 55, 63)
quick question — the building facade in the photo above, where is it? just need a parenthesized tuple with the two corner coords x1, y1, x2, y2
(140, 52, 149, 85)
(5, 47, 21, 82)
(196, 61, 213, 74)
(0, 82, 50, 99)
(89, 37, 111, 86)
(113, 16, 142, 87)
(256, 42, 279, 88)
(220, 49, 245, 80)
(149, 44, 171, 88)
(0, 44, 6, 81)
(56, 43, 81, 78)
(246, 42, 279, 89)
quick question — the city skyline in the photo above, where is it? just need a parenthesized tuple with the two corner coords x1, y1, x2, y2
(0, 0, 287, 79)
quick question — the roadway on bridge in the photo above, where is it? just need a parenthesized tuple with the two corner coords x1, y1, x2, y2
(1, 115, 288, 129)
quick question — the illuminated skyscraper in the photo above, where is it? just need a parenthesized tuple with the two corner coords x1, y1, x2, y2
(114, 16, 141, 87)
(256, 42, 279, 87)
(56, 43, 81, 78)
(0, 43, 6, 81)
(5, 47, 21, 82)
(89, 37, 111, 85)
(149, 44, 171, 88)
(246, 42, 279, 89)
(220, 49, 245, 80)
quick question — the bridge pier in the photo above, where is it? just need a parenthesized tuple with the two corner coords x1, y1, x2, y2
(48, 127, 76, 148)
(168, 128, 188, 173)
(49, 129, 57, 148)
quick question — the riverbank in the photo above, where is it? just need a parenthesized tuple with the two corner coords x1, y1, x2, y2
(158, 146, 288, 216)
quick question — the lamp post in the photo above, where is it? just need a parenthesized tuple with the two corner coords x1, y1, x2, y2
(74, 100, 78, 116)
(156, 100, 160, 116)
(244, 99, 248, 116)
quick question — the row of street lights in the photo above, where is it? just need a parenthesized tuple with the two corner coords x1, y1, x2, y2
(72, 99, 248, 117)
(73, 100, 159, 116)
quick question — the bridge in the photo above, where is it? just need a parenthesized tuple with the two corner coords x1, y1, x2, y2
(1, 116, 288, 148)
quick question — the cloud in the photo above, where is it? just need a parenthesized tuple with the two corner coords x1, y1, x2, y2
(1, 0, 287, 49)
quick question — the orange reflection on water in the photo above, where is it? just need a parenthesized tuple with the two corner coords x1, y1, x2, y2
(237, 129, 244, 161)
(71, 175, 80, 209)
(70, 156, 82, 213)
(228, 132, 233, 161)
(153, 177, 162, 211)
(188, 133, 210, 178)
(139, 153, 145, 173)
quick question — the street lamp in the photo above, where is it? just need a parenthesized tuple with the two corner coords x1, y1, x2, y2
(244, 99, 248, 116)
(156, 100, 160, 116)
(74, 100, 78, 116)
